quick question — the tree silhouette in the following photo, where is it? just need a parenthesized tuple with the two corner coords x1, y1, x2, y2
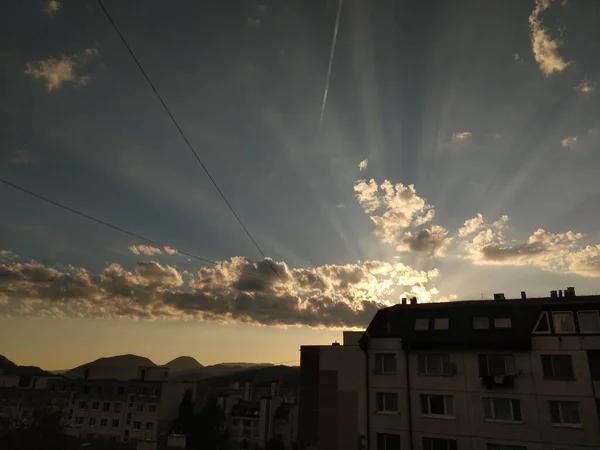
(0, 409, 66, 450)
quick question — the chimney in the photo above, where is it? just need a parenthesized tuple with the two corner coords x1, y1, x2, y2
(565, 286, 576, 297)
(401, 298, 407, 305)
(558, 290, 563, 298)
(493, 293, 505, 301)
(410, 297, 417, 305)
(520, 291, 526, 299)
(550, 290, 558, 298)
(332, 341, 340, 346)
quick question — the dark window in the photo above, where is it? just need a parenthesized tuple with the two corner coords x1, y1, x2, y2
(422, 437, 457, 450)
(96, 386, 102, 394)
(533, 312, 550, 333)
(541, 355, 574, 380)
(375, 354, 397, 375)
(117, 386, 125, 395)
(102, 402, 110, 412)
(420, 394, 453, 416)
(377, 433, 401, 450)
(418, 354, 454, 376)
(549, 401, 581, 425)
(478, 354, 516, 376)
(587, 351, 600, 380)
(83, 385, 90, 394)
(376, 392, 398, 413)
(140, 370, 146, 381)
(483, 398, 522, 421)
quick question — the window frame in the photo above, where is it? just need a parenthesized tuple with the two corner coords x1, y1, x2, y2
(482, 397, 522, 423)
(133, 421, 141, 430)
(149, 404, 157, 414)
(374, 353, 397, 375)
(418, 354, 454, 376)
(434, 317, 449, 330)
(422, 437, 457, 450)
(420, 394, 454, 418)
(494, 318, 512, 329)
(376, 433, 401, 450)
(375, 392, 399, 414)
(578, 310, 600, 333)
(541, 355, 575, 380)
(100, 418, 108, 428)
(479, 354, 517, 377)
(548, 400, 581, 427)
(415, 318, 429, 331)
(552, 311, 575, 334)
(532, 312, 551, 334)
(473, 316, 490, 330)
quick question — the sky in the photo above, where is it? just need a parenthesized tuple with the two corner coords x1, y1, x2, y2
(1, 0, 600, 370)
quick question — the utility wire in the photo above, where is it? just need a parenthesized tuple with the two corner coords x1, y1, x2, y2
(0, 177, 273, 282)
(95, 0, 281, 281)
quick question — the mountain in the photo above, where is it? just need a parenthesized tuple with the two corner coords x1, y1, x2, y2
(64, 354, 156, 380)
(203, 365, 300, 386)
(165, 356, 203, 373)
(0, 354, 51, 376)
(169, 362, 274, 381)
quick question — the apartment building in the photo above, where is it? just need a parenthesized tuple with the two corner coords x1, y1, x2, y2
(0, 365, 195, 445)
(298, 331, 367, 450)
(363, 289, 600, 450)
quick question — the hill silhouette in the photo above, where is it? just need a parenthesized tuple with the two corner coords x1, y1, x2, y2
(165, 356, 203, 373)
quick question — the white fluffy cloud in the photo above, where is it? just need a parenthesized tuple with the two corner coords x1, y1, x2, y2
(575, 80, 595, 94)
(25, 48, 100, 91)
(44, 0, 61, 15)
(529, 0, 569, 76)
(358, 158, 369, 171)
(397, 225, 453, 257)
(129, 245, 163, 256)
(354, 180, 436, 245)
(458, 213, 484, 237)
(452, 132, 472, 142)
(561, 136, 578, 149)
(0, 252, 442, 327)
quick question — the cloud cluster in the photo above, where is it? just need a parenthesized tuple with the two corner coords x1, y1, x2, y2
(129, 244, 178, 256)
(25, 48, 100, 91)
(575, 80, 596, 94)
(0, 252, 441, 327)
(529, 0, 569, 76)
(452, 132, 472, 142)
(354, 180, 451, 256)
(561, 136, 578, 149)
(358, 158, 369, 171)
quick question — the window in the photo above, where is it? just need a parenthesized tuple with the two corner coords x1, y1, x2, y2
(473, 317, 489, 329)
(146, 422, 154, 431)
(434, 318, 449, 330)
(114, 403, 122, 413)
(533, 312, 550, 333)
(541, 355, 574, 380)
(420, 394, 454, 417)
(112, 419, 119, 428)
(60, 385, 67, 393)
(377, 433, 401, 450)
(139, 387, 146, 396)
(136, 403, 144, 412)
(483, 398, 522, 422)
(415, 318, 429, 330)
(102, 402, 110, 412)
(422, 437, 457, 450)
(78, 400, 86, 410)
(151, 388, 158, 397)
(494, 318, 511, 329)
(552, 312, 575, 333)
(487, 445, 527, 450)
(148, 404, 156, 414)
(128, 395, 134, 407)
(243, 419, 251, 427)
(549, 401, 581, 426)
(100, 418, 108, 427)
(588, 350, 600, 380)
(578, 311, 600, 333)
(96, 386, 103, 394)
(133, 421, 141, 430)
(92, 401, 99, 411)
(117, 386, 125, 395)
(89, 418, 96, 426)
(375, 354, 397, 375)
(478, 354, 516, 376)
(83, 385, 90, 394)
(418, 354, 454, 376)
(75, 416, 84, 425)
(126, 413, 132, 425)
(375, 392, 399, 413)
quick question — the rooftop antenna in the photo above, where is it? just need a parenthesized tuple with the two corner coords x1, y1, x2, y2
(481, 291, 484, 300)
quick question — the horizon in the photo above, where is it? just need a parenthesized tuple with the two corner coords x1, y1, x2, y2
(2, 0, 600, 370)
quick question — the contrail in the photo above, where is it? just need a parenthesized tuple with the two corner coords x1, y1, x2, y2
(319, 0, 343, 125)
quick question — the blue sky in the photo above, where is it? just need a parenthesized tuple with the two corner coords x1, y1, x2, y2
(1, 0, 599, 369)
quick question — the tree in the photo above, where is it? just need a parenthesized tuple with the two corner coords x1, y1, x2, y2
(0, 409, 67, 450)
(171, 392, 227, 450)
(266, 435, 285, 450)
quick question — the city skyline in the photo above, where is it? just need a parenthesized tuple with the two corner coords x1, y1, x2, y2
(2, 0, 600, 369)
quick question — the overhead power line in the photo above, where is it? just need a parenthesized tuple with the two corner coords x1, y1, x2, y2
(0, 177, 273, 282)
(94, 0, 281, 281)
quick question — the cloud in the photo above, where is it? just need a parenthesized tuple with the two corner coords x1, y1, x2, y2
(358, 159, 369, 171)
(354, 180, 435, 244)
(0, 252, 443, 327)
(452, 132, 472, 142)
(336, 204, 345, 209)
(397, 225, 453, 257)
(164, 246, 178, 255)
(458, 213, 484, 237)
(24, 48, 100, 91)
(44, 0, 61, 15)
(575, 79, 596, 94)
(1, 150, 30, 166)
(561, 136, 578, 149)
(512, 53, 524, 63)
(129, 245, 163, 256)
(529, 0, 570, 76)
